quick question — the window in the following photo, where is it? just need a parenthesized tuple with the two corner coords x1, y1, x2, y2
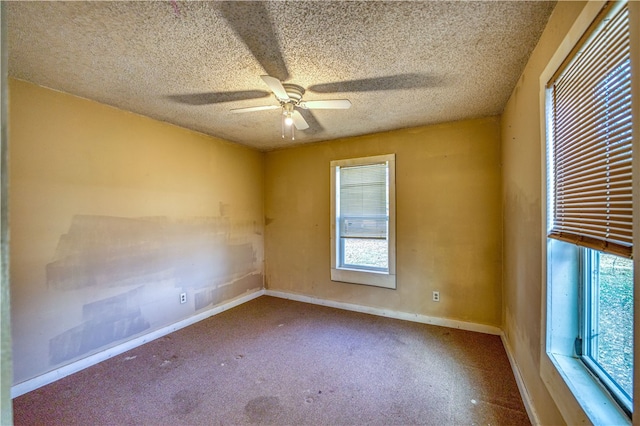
(330, 154, 396, 289)
(544, 1, 634, 422)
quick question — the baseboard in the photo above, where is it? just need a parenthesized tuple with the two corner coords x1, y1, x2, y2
(500, 332, 540, 426)
(264, 289, 502, 335)
(11, 289, 265, 398)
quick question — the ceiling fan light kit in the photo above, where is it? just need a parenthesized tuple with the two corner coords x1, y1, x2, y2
(281, 102, 296, 140)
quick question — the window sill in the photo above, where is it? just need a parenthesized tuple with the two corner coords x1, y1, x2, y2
(330, 268, 396, 289)
(542, 352, 629, 425)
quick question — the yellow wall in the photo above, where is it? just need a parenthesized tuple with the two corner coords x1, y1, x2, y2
(265, 117, 502, 326)
(501, 2, 589, 424)
(9, 79, 264, 383)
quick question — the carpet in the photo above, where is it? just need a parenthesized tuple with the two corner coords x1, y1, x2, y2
(13, 296, 529, 425)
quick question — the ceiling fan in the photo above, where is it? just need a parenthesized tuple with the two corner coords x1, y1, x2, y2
(230, 75, 351, 140)
(167, 3, 443, 142)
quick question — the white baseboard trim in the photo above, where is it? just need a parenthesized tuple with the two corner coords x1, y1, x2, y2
(264, 289, 502, 335)
(11, 289, 265, 398)
(501, 333, 540, 426)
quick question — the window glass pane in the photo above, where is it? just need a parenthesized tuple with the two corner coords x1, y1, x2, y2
(342, 238, 388, 269)
(337, 162, 389, 271)
(587, 251, 633, 399)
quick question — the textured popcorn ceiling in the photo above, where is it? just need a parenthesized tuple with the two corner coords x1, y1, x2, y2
(8, 1, 556, 151)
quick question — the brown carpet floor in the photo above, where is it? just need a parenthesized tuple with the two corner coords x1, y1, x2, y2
(13, 296, 529, 425)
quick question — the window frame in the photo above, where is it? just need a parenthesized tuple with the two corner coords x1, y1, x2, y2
(330, 154, 396, 289)
(540, 1, 637, 424)
(579, 247, 633, 415)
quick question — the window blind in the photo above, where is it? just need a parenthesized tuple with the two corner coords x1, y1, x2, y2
(548, 3, 632, 258)
(339, 163, 388, 239)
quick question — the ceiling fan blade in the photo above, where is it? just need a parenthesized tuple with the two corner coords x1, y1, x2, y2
(230, 105, 280, 114)
(217, 2, 289, 81)
(167, 90, 270, 106)
(299, 99, 352, 110)
(291, 110, 309, 130)
(261, 75, 290, 101)
(308, 73, 446, 93)
(297, 109, 325, 135)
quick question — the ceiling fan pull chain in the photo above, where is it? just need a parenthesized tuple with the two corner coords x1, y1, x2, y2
(281, 113, 285, 139)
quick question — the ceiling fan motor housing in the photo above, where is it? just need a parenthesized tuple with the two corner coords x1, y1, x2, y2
(281, 84, 305, 104)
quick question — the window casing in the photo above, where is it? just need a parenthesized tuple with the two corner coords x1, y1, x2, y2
(544, 1, 635, 422)
(330, 154, 396, 289)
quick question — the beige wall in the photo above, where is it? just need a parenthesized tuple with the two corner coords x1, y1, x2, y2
(265, 117, 502, 326)
(9, 79, 264, 383)
(501, 2, 588, 425)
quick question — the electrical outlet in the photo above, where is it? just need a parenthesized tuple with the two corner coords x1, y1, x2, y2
(180, 292, 187, 304)
(432, 291, 440, 302)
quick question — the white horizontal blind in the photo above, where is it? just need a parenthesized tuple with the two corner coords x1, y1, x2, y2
(339, 162, 388, 239)
(548, 3, 632, 258)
